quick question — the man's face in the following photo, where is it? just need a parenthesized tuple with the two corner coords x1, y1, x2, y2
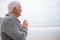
(13, 5, 22, 17)
(17, 5, 22, 16)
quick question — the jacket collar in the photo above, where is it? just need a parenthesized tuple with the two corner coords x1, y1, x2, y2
(6, 13, 20, 23)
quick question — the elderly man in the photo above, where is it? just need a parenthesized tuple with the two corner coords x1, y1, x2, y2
(1, 1, 28, 40)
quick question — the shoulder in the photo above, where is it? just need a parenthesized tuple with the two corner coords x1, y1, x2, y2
(3, 16, 15, 24)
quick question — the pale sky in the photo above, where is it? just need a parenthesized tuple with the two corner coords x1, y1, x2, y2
(0, 0, 60, 27)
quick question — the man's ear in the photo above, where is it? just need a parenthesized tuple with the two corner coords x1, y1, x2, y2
(13, 7, 17, 12)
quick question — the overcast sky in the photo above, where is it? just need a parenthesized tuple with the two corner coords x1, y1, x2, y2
(0, 0, 60, 27)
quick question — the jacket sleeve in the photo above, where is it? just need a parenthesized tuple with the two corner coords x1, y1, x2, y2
(4, 19, 28, 40)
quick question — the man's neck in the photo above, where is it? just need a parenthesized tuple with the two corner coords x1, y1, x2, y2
(10, 12, 18, 18)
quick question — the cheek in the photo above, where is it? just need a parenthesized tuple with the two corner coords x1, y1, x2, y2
(17, 9, 20, 13)
(19, 9, 22, 14)
(18, 10, 21, 15)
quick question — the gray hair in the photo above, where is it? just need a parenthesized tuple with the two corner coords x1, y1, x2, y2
(8, 1, 20, 12)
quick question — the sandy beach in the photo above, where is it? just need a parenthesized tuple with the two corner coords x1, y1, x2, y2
(26, 27, 60, 40)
